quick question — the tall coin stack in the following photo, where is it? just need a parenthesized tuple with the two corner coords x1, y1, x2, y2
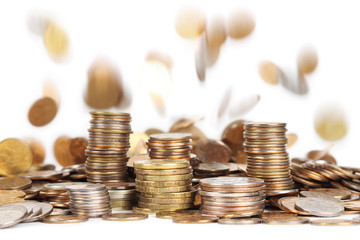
(133, 159, 195, 214)
(244, 122, 297, 196)
(86, 112, 132, 183)
(105, 183, 137, 211)
(66, 183, 111, 217)
(198, 177, 266, 217)
(147, 133, 192, 160)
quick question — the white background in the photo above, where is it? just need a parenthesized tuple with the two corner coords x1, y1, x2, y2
(1, 0, 360, 238)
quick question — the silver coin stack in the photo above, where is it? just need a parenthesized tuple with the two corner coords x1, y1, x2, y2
(66, 183, 111, 217)
(105, 183, 137, 211)
(86, 112, 132, 183)
(244, 122, 297, 197)
(198, 177, 266, 217)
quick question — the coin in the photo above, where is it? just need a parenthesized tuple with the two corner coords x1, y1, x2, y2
(129, 133, 148, 157)
(173, 215, 218, 223)
(50, 208, 71, 216)
(0, 190, 26, 198)
(297, 46, 318, 74)
(193, 139, 231, 163)
(140, 190, 196, 199)
(156, 210, 202, 219)
(23, 202, 53, 222)
(227, 9, 255, 39)
(175, 6, 205, 39)
(0, 177, 32, 190)
(307, 150, 336, 164)
(195, 34, 207, 81)
(24, 138, 45, 165)
(135, 167, 192, 176)
(42, 215, 88, 224)
(342, 200, 360, 210)
(308, 188, 351, 200)
(295, 197, 344, 217)
(0, 205, 27, 229)
(311, 219, 359, 226)
(299, 191, 342, 203)
(43, 21, 68, 56)
(28, 97, 58, 126)
(134, 159, 190, 170)
(0, 138, 33, 176)
(278, 196, 310, 215)
(258, 61, 279, 85)
(102, 213, 148, 221)
(136, 173, 192, 181)
(200, 176, 264, 189)
(263, 216, 309, 225)
(218, 218, 262, 225)
(18, 170, 63, 180)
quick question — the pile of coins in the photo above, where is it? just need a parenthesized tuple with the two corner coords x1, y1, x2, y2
(198, 177, 266, 217)
(86, 112, 132, 183)
(133, 159, 195, 213)
(105, 183, 137, 211)
(66, 183, 111, 217)
(244, 122, 297, 196)
(147, 133, 192, 160)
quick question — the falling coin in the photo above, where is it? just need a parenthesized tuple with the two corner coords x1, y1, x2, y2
(307, 149, 337, 164)
(175, 6, 206, 39)
(206, 16, 227, 48)
(194, 139, 231, 163)
(228, 94, 261, 118)
(43, 80, 60, 107)
(297, 46, 318, 74)
(217, 88, 232, 121)
(286, 134, 298, 149)
(43, 21, 69, 57)
(24, 138, 45, 165)
(54, 136, 87, 167)
(314, 104, 348, 141)
(227, 10, 255, 39)
(258, 61, 279, 85)
(195, 32, 206, 81)
(129, 133, 149, 156)
(28, 97, 58, 127)
(0, 139, 33, 176)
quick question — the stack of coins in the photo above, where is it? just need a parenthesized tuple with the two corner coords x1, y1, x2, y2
(105, 183, 137, 211)
(244, 122, 297, 196)
(134, 159, 195, 213)
(147, 133, 192, 160)
(39, 182, 88, 208)
(198, 177, 266, 217)
(66, 183, 111, 217)
(86, 112, 132, 183)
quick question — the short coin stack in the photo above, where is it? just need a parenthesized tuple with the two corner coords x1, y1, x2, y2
(105, 183, 137, 211)
(147, 133, 192, 160)
(244, 122, 297, 196)
(86, 112, 132, 183)
(66, 183, 111, 217)
(134, 159, 194, 213)
(199, 177, 266, 217)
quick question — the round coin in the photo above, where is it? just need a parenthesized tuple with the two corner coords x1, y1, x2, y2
(218, 218, 262, 225)
(102, 213, 148, 221)
(0, 205, 27, 229)
(42, 215, 88, 224)
(295, 197, 344, 217)
(310, 219, 359, 226)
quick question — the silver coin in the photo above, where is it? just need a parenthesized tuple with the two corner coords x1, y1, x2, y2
(198, 190, 264, 198)
(0, 205, 27, 229)
(23, 202, 53, 222)
(200, 177, 264, 188)
(295, 197, 344, 217)
(218, 218, 263, 225)
(299, 191, 342, 204)
(11, 201, 42, 221)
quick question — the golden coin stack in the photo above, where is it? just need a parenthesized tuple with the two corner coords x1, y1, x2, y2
(105, 183, 137, 211)
(244, 122, 297, 196)
(86, 112, 132, 183)
(198, 177, 266, 217)
(133, 159, 195, 213)
(147, 133, 192, 160)
(66, 183, 111, 217)
(39, 182, 88, 208)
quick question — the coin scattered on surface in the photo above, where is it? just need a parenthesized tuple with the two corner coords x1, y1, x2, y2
(0, 177, 32, 190)
(175, 6, 206, 39)
(43, 21, 69, 57)
(42, 215, 89, 224)
(310, 219, 359, 226)
(0, 205, 28, 229)
(227, 10, 255, 39)
(28, 97, 58, 127)
(0, 138, 33, 176)
(314, 104, 348, 141)
(23, 202, 53, 222)
(102, 213, 148, 221)
(295, 197, 344, 217)
(173, 215, 218, 223)
(263, 216, 309, 225)
(297, 46, 318, 74)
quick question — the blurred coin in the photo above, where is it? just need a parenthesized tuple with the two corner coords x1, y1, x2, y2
(286, 133, 298, 149)
(43, 80, 60, 107)
(217, 87, 232, 121)
(206, 16, 226, 48)
(146, 51, 173, 70)
(343, 200, 360, 210)
(258, 61, 279, 85)
(42, 215, 88, 224)
(29, 164, 55, 171)
(0, 177, 32, 190)
(0, 138, 32, 176)
(311, 219, 359, 226)
(195, 32, 206, 81)
(145, 128, 164, 136)
(18, 170, 63, 180)
(297, 46, 318, 74)
(218, 218, 262, 225)
(228, 94, 260, 118)
(102, 213, 148, 221)
(0, 205, 27, 229)
(278, 69, 309, 95)
(149, 93, 166, 117)
(43, 21, 69, 57)
(227, 10, 255, 39)
(28, 97, 57, 126)
(308, 188, 351, 200)
(156, 210, 202, 219)
(24, 138, 45, 165)
(263, 216, 309, 225)
(314, 104, 348, 141)
(194, 139, 231, 163)
(175, 6, 205, 39)
(173, 215, 217, 223)
(129, 133, 148, 157)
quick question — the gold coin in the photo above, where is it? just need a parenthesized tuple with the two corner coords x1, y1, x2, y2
(43, 22, 69, 56)
(314, 104, 348, 141)
(227, 10, 255, 39)
(0, 177, 32, 190)
(134, 167, 192, 176)
(28, 97, 58, 126)
(175, 6, 205, 39)
(41, 215, 88, 224)
(206, 16, 226, 48)
(310, 219, 359, 226)
(138, 202, 193, 210)
(172, 215, 218, 223)
(135, 179, 192, 187)
(145, 128, 164, 136)
(136, 185, 191, 193)
(133, 206, 161, 215)
(0, 139, 33, 176)
(297, 46, 318, 74)
(139, 196, 193, 204)
(156, 210, 201, 219)
(263, 216, 309, 225)
(133, 159, 190, 170)
(286, 133, 298, 149)
(258, 61, 279, 85)
(0, 197, 25, 206)
(102, 213, 148, 221)
(136, 173, 192, 181)
(140, 190, 195, 199)
(0, 190, 26, 198)
(24, 138, 45, 165)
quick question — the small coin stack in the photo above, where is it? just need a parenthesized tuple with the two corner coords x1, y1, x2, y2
(198, 177, 266, 217)
(244, 122, 297, 196)
(86, 112, 132, 183)
(133, 159, 194, 213)
(66, 183, 111, 217)
(39, 182, 88, 208)
(105, 183, 137, 211)
(147, 133, 192, 160)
